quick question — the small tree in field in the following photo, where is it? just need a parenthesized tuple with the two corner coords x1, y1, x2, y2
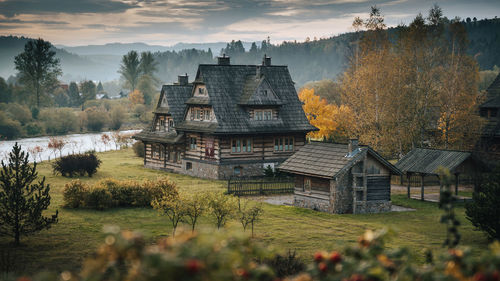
(182, 192, 207, 233)
(48, 136, 67, 158)
(151, 178, 183, 237)
(208, 192, 236, 229)
(0, 143, 58, 245)
(238, 199, 264, 237)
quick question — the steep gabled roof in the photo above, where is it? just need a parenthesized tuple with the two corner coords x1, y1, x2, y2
(239, 76, 283, 106)
(278, 142, 401, 179)
(395, 148, 483, 175)
(176, 64, 316, 134)
(481, 72, 500, 108)
(154, 84, 192, 124)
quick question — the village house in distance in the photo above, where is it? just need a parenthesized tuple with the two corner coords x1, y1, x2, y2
(134, 55, 317, 179)
(278, 140, 401, 214)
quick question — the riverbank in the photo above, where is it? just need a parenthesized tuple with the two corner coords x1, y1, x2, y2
(0, 129, 140, 162)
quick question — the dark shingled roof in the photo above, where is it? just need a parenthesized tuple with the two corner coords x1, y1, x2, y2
(239, 76, 283, 106)
(278, 142, 401, 178)
(175, 64, 316, 134)
(479, 73, 500, 137)
(395, 148, 474, 175)
(185, 96, 211, 105)
(133, 131, 184, 144)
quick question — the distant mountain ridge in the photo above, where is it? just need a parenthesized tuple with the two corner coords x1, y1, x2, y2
(1, 18, 499, 86)
(55, 41, 254, 56)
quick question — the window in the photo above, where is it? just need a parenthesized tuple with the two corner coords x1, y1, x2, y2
(254, 109, 272, 121)
(198, 88, 204, 95)
(274, 137, 294, 152)
(231, 138, 252, 154)
(190, 137, 197, 150)
(152, 144, 160, 158)
(234, 166, 242, 176)
(159, 145, 165, 159)
(196, 109, 201, 120)
(168, 119, 174, 130)
(159, 118, 165, 131)
(186, 162, 192, 170)
(304, 178, 311, 192)
(177, 150, 182, 163)
(204, 109, 211, 120)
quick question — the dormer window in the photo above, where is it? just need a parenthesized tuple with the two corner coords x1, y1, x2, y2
(254, 109, 273, 121)
(204, 109, 211, 120)
(198, 88, 204, 95)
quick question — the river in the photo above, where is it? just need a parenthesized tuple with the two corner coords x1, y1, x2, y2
(0, 130, 141, 163)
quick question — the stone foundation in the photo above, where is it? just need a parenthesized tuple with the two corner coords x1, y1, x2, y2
(181, 160, 220, 180)
(218, 162, 267, 179)
(294, 192, 330, 212)
(353, 201, 392, 214)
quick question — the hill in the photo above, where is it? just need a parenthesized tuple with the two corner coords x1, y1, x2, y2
(1, 18, 499, 86)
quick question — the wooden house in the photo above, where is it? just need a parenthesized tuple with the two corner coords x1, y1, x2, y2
(133, 55, 317, 179)
(278, 140, 401, 214)
(478, 72, 500, 161)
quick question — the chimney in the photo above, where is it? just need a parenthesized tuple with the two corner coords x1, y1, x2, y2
(178, 73, 188, 86)
(262, 54, 271, 66)
(217, 54, 230, 65)
(347, 138, 359, 155)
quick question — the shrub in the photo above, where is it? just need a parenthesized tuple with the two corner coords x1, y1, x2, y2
(39, 108, 78, 135)
(466, 168, 500, 241)
(25, 122, 43, 136)
(264, 250, 305, 278)
(52, 152, 101, 177)
(85, 107, 110, 131)
(109, 106, 126, 130)
(85, 187, 115, 210)
(0, 112, 23, 139)
(63, 180, 89, 208)
(5, 103, 31, 125)
(133, 141, 145, 157)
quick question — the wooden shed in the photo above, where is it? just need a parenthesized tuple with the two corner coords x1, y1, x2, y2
(395, 148, 489, 200)
(278, 140, 401, 214)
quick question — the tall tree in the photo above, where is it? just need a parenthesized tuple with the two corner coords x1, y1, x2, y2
(96, 81, 104, 93)
(138, 51, 159, 105)
(14, 38, 62, 108)
(80, 80, 96, 106)
(119, 51, 141, 92)
(0, 143, 58, 245)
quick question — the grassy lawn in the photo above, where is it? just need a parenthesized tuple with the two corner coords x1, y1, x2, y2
(0, 148, 490, 274)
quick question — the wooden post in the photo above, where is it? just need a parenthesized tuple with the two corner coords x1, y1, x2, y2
(421, 174, 425, 201)
(455, 173, 459, 196)
(407, 173, 411, 199)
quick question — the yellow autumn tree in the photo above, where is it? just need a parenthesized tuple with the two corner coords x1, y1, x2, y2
(128, 89, 144, 105)
(299, 88, 354, 141)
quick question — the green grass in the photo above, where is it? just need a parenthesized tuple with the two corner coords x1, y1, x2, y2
(0, 148, 490, 274)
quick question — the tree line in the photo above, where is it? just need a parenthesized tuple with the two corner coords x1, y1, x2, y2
(300, 5, 485, 158)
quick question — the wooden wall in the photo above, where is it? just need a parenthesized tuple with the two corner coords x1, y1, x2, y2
(184, 133, 220, 161)
(219, 133, 306, 162)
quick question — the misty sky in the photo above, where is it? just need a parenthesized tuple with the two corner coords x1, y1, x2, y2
(0, 0, 499, 46)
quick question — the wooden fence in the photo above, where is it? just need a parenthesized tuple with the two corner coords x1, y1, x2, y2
(227, 176, 295, 196)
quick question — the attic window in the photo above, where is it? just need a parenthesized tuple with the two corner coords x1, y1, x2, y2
(198, 88, 204, 95)
(254, 109, 273, 121)
(261, 90, 268, 96)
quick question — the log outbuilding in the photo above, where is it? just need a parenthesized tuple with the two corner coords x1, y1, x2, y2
(278, 140, 401, 214)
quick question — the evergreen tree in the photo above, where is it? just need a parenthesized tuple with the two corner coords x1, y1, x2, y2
(0, 143, 58, 246)
(96, 81, 104, 93)
(80, 80, 96, 105)
(68, 81, 80, 106)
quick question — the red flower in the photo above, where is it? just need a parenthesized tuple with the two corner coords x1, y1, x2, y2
(318, 262, 328, 273)
(185, 259, 203, 274)
(329, 252, 342, 264)
(236, 268, 250, 279)
(314, 252, 324, 262)
(473, 273, 487, 281)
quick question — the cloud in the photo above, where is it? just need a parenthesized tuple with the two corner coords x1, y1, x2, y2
(0, 0, 137, 17)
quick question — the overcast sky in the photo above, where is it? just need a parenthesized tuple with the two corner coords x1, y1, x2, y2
(0, 0, 498, 46)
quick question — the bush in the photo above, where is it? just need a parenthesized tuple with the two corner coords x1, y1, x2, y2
(52, 152, 101, 177)
(63, 180, 89, 208)
(133, 141, 145, 157)
(109, 106, 126, 130)
(85, 107, 110, 131)
(264, 250, 305, 278)
(25, 122, 43, 136)
(39, 108, 78, 135)
(61, 177, 175, 210)
(85, 187, 115, 210)
(466, 168, 500, 240)
(0, 112, 23, 139)
(5, 103, 31, 125)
